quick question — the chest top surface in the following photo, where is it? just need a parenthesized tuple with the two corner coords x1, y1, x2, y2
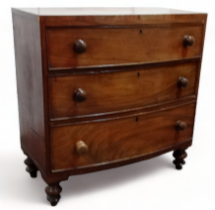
(12, 7, 202, 16)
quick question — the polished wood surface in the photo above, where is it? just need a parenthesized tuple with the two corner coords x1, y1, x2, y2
(176, 120, 187, 131)
(12, 14, 46, 174)
(45, 183, 62, 206)
(183, 35, 195, 47)
(50, 103, 195, 171)
(74, 88, 87, 102)
(43, 15, 207, 29)
(76, 141, 89, 155)
(178, 77, 189, 88)
(74, 39, 87, 54)
(47, 26, 202, 69)
(49, 62, 197, 119)
(12, 8, 207, 206)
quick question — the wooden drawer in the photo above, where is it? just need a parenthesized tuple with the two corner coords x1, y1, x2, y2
(47, 25, 202, 70)
(50, 103, 195, 171)
(49, 62, 197, 120)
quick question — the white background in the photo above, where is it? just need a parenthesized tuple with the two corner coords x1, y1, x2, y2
(0, 1, 214, 209)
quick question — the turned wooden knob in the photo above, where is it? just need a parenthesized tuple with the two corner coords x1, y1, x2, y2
(183, 35, 195, 47)
(74, 39, 87, 53)
(176, 121, 187, 131)
(74, 88, 87, 102)
(178, 77, 189, 88)
(76, 141, 88, 155)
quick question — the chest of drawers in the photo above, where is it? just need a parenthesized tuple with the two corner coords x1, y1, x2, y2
(12, 7, 207, 206)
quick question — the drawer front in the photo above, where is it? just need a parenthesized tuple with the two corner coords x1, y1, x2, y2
(50, 103, 195, 171)
(47, 25, 202, 69)
(49, 62, 197, 119)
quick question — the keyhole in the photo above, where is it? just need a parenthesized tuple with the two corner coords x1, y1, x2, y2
(140, 29, 142, 35)
(137, 72, 140, 77)
(136, 117, 138, 122)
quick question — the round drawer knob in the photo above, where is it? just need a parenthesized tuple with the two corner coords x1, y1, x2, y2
(178, 77, 189, 88)
(176, 121, 187, 131)
(74, 88, 87, 102)
(183, 35, 195, 47)
(76, 140, 88, 155)
(74, 39, 87, 53)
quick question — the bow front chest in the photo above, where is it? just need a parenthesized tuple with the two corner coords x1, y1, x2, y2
(12, 7, 207, 206)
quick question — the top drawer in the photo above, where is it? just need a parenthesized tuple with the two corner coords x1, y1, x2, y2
(47, 25, 203, 70)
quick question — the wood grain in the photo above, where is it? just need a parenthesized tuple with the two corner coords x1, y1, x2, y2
(47, 25, 202, 69)
(12, 14, 46, 174)
(50, 103, 196, 171)
(43, 14, 207, 28)
(49, 61, 197, 119)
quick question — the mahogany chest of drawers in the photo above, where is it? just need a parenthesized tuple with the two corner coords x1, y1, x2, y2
(12, 8, 207, 206)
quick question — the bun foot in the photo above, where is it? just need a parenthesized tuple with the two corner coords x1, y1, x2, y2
(173, 149, 187, 170)
(45, 183, 62, 206)
(24, 157, 38, 178)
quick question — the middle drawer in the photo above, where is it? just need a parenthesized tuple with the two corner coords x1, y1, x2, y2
(49, 62, 197, 120)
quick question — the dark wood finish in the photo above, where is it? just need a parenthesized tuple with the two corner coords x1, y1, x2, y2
(183, 35, 195, 47)
(74, 39, 87, 54)
(47, 25, 203, 69)
(49, 100, 196, 127)
(49, 62, 197, 119)
(24, 157, 38, 178)
(12, 8, 207, 206)
(45, 183, 62, 206)
(57, 139, 192, 175)
(43, 15, 206, 28)
(176, 120, 187, 131)
(178, 77, 189, 88)
(50, 103, 195, 171)
(74, 88, 87, 102)
(12, 13, 46, 175)
(173, 148, 188, 169)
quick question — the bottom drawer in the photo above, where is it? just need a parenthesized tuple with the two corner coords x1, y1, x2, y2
(50, 103, 195, 172)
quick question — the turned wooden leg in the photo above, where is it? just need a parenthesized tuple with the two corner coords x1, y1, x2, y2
(45, 183, 62, 206)
(24, 157, 38, 178)
(173, 148, 188, 170)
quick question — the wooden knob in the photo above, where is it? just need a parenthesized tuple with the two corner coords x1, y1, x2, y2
(74, 88, 87, 102)
(183, 35, 195, 47)
(178, 77, 189, 88)
(176, 121, 187, 131)
(76, 141, 88, 155)
(74, 39, 87, 53)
